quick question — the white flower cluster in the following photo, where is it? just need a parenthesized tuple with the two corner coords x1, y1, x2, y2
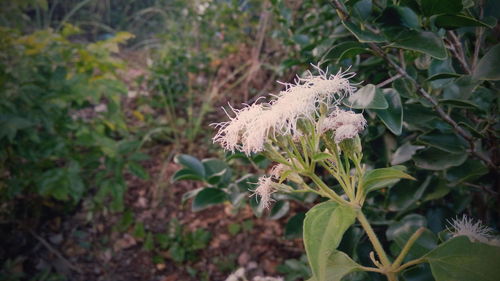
(213, 65, 357, 155)
(448, 215, 500, 246)
(320, 109, 366, 143)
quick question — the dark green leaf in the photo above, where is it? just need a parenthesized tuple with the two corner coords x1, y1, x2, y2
(435, 14, 497, 29)
(423, 236, 500, 281)
(389, 31, 447, 59)
(417, 131, 467, 153)
(446, 159, 488, 184)
(427, 73, 461, 81)
(174, 154, 206, 178)
(378, 6, 419, 28)
(345, 84, 388, 109)
(473, 44, 500, 81)
(171, 168, 204, 182)
(413, 148, 467, 170)
(420, 0, 463, 16)
(285, 212, 305, 239)
(391, 142, 425, 165)
(374, 89, 403, 135)
(342, 21, 386, 43)
(192, 188, 227, 212)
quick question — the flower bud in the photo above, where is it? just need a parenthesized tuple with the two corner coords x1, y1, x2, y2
(338, 135, 362, 159)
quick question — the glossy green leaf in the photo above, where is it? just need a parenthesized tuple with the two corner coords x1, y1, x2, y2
(413, 148, 467, 170)
(439, 99, 480, 109)
(192, 188, 227, 212)
(473, 44, 500, 81)
(285, 212, 305, 239)
(435, 14, 497, 29)
(303, 201, 357, 281)
(342, 21, 386, 43)
(322, 41, 369, 63)
(352, 0, 372, 19)
(202, 158, 230, 185)
(389, 31, 447, 59)
(308, 251, 362, 281)
(442, 76, 479, 99)
(362, 166, 415, 194)
(345, 84, 388, 109)
(175, 154, 206, 178)
(420, 0, 463, 16)
(374, 89, 403, 135)
(423, 236, 500, 281)
(171, 168, 204, 182)
(181, 187, 203, 204)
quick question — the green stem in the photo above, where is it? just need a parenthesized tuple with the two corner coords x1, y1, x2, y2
(392, 227, 425, 269)
(307, 173, 353, 206)
(395, 258, 425, 272)
(357, 211, 391, 267)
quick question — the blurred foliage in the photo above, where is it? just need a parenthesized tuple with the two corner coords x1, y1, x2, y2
(0, 25, 148, 223)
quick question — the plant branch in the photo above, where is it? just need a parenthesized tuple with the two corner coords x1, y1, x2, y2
(395, 257, 425, 272)
(446, 31, 472, 74)
(472, 0, 485, 68)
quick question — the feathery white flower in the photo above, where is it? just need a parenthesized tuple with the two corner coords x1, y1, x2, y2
(321, 109, 366, 134)
(448, 215, 494, 244)
(213, 65, 357, 154)
(252, 176, 275, 209)
(334, 124, 360, 143)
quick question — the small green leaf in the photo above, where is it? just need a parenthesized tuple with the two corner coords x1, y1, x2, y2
(362, 166, 415, 194)
(182, 187, 203, 204)
(423, 236, 500, 281)
(389, 31, 447, 60)
(133, 222, 146, 239)
(192, 188, 227, 212)
(435, 14, 497, 29)
(342, 21, 386, 43)
(303, 202, 357, 281)
(473, 44, 500, 81)
(345, 84, 388, 109)
(174, 154, 206, 178)
(374, 89, 403, 135)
